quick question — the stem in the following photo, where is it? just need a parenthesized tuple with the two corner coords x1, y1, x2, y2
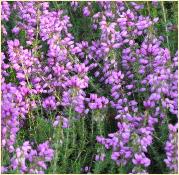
(72, 117, 75, 147)
(63, 107, 72, 171)
(52, 124, 62, 173)
(147, 2, 155, 34)
(33, 4, 40, 56)
(161, 2, 169, 49)
(91, 111, 94, 140)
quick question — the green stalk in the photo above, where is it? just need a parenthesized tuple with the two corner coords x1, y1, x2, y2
(52, 123, 63, 173)
(62, 107, 73, 172)
(91, 111, 94, 140)
(161, 2, 170, 49)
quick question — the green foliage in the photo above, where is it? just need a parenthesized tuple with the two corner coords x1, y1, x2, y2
(18, 30, 26, 47)
(6, 67, 19, 84)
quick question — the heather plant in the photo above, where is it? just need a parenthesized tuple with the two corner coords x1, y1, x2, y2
(1, 1, 178, 174)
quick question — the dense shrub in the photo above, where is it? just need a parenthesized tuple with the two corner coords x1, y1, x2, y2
(1, 1, 178, 174)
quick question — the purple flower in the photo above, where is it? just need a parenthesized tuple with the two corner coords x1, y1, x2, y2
(132, 153, 151, 167)
(42, 96, 57, 110)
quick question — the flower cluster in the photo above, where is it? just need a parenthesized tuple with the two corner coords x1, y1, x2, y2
(164, 124, 178, 173)
(1, 1, 10, 35)
(86, 94, 109, 110)
(1, 80, 34, 152)
(53, 115, 69, 128)
(11, 141, 54, 174)
(1, 1, 10, 21)
(12, 2, 49, 44)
